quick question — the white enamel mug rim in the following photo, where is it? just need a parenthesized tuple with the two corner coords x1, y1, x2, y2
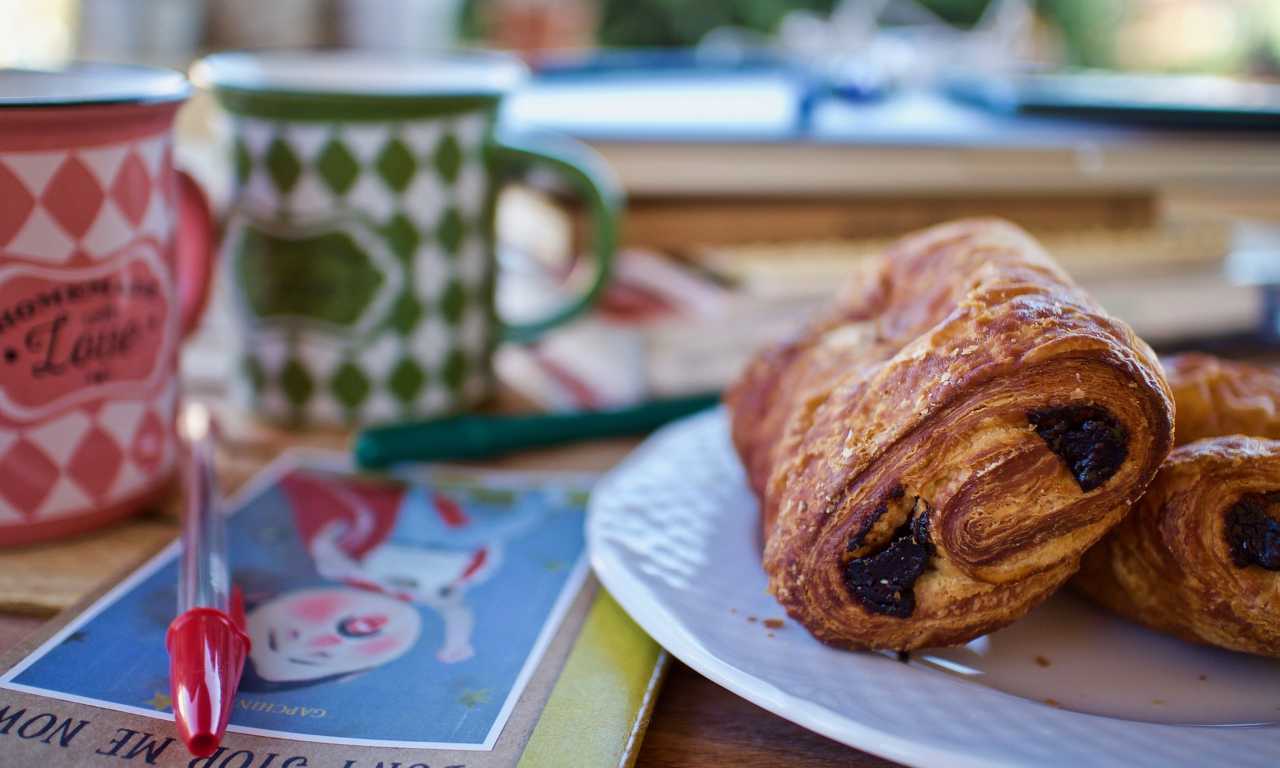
(191, 49, 527, 97)
(0, 61, 190, 107)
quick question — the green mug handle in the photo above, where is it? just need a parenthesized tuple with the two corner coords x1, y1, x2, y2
(487, 130, 622, 344)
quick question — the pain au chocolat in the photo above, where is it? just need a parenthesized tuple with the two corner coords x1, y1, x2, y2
(727, 219, 1174, 651)
(1075, 354, 1280, 657)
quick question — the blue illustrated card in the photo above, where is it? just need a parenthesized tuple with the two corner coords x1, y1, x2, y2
(0, 453, 593, 750)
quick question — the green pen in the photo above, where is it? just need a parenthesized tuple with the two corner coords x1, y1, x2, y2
(354, 392, 722, 469)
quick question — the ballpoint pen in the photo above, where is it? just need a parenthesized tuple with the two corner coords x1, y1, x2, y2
(166, 404, 250, 757)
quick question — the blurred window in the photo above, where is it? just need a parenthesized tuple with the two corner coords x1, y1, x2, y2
(0, 0, 75, 67)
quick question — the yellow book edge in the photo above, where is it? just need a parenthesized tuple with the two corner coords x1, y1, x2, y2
(519, 589, 669, 768)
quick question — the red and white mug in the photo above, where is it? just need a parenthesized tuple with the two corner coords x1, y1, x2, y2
(0, 63, 214, 547)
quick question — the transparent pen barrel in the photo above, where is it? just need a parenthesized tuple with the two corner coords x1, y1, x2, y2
(178, 439, 229, 614)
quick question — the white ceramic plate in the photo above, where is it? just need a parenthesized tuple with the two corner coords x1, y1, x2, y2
(587, 408, 1280, 768)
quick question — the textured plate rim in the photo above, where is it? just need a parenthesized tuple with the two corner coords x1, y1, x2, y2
(586, 408, 1278, 768)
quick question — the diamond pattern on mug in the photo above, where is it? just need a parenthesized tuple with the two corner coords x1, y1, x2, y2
(109, 461, 151, 501)
(130, 409, 168, 474)
(383, 212, 420, 263)
(437, 207, 466, 256)
(286, 335, 348, 419)
(401, 171, 446, 232)
(375, 138, 416, 193)
(0, 162, 35, 245)
(287, 174, 334, 219)
(387, 293, 425, 336)
(414, 245, 451, 300)
(242, 166, 279, 214)
(316, 137, 361, 196)
(337, 123, 387, 165)
(110, 151, 152, 226)
(238, 117, 275, 157)
(409, 313, 455, 371)
(295, 334, 346, 380)
(81, 200, 134, 257)
(279, 357, 316, 408)
(348, 174, 396, 223)
(409, 315, 453, 369)
(283, 123, 331, 164)
(7, 208, 76, 263)
(330, 361, 372, 410)
(27, 410, 92, 466)
(77, 144, 129, 194)
(227, 110, 497, 425)
(37, 476, 93, 520)
(358, 333, 403, 380)
(117, 405, 173, 483)
(440, 280, 466, 325)
(66, 426, 123, 499)
(264, 136, 303, 194)
(43, 156, 103, 238)
(2, 152, 62, 197)
(0, 438, 60, 515)
(400, 120, 445, 156)
(135, 133, 168, 179)
(98, 401, 146, 452)
(0, 397, 172, 522)
(1, 133, 173, 265)
(387, 357, 427, 404)
(138, 191, 170, 241)
(442, 347, 468, 391)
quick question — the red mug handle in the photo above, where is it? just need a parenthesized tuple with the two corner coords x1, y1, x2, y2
(175, 170, 217, 337)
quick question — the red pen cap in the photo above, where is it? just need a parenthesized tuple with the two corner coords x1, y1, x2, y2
(165, 588, 250, 757)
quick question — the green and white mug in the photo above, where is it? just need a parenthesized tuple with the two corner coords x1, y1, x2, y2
(192, 51, 620, 426)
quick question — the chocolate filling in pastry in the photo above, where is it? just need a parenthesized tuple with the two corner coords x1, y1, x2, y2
(1225, 492, 1280, 571)
(1028, 405, 1128, 492)
(844, 497, 932, 618)
(846, 484, 906, 552)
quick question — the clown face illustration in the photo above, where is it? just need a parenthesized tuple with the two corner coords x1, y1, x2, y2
(277, 470, 543, 667)
(246, 587, 420, 684)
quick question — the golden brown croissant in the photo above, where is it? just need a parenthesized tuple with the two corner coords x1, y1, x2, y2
(727, 219, 1175, 651)
(1162, 353, 1280, 446)
(1075, 355, 1280, 657)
